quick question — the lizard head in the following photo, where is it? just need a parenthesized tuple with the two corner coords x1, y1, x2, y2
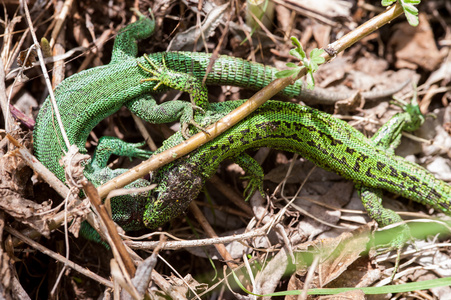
(143, 160, 204, 229)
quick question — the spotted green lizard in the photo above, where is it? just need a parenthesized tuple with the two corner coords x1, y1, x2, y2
(127, 99, 449, 232)
(32, 14, 450, 240)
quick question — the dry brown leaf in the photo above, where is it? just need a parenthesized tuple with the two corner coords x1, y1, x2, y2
(317, 231, 370, 286)
(387, 13, 442, 71)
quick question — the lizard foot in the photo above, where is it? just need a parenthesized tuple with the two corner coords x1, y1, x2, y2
(375, 223, 413, 282)
(138, 54, 169, 90)
(181, 119, 210, 139)
(92, 137, 152, 169)
(138, 54, 210, 111)
(241, 175, 265, 201)
(122, 141, 153, 160)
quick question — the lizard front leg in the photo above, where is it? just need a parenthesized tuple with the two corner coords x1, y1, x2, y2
(89, 136, 152, 171)
(126, 94, 202, 136)
(137, 54, 209, 137)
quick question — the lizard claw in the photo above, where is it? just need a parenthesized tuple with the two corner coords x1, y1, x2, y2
(138, 53, 210, 113)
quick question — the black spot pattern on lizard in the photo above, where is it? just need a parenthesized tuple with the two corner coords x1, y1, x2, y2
(424, 187, 442, 201)
(329, 152, 351, 168)
(346, 147, 356, 155)
(352, 161, 361, 173)
(389, 166, 398, 177)
(377, 177, 404, 189)
(376, 162, 386, 171)
(365, 167, 377, 179)
(255, 121, 274, 130)
(304, 125, 318, 132)
(437, 197, 450, 210)
(401, 171, 420, 183)
(407, 185, 421, 195)
(211, 155, 219, 164)
(220, 144, 230, 152)
(351, 153, 371, 173)
(329, 138, 344, 147)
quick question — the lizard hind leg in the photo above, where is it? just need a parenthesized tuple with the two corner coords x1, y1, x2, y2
(358, 96, 425, 281)
(358, 186, 411, 282)
(232, 153, 265, 201)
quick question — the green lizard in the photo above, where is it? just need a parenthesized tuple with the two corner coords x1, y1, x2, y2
(32, 14, 450, 240)
(34, 14, 409, 186)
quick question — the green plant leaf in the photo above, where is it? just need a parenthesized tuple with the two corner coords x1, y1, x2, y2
(285, 62, 298, 68)
(403, 3, 419, 14)
(310, 48, 325, 63)
(289, 48, 303, 61)
(275, 68, 299, 79)
(290, 37, 306, 60)
(405, 14, 419, 26)
(278, 39, 325, 87)
(305, 72, 315, 90)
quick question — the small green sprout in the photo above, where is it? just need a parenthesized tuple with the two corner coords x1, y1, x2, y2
(275, 37, 325, 90)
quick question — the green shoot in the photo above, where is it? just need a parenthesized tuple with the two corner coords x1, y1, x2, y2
(275, 37, 325, 90)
